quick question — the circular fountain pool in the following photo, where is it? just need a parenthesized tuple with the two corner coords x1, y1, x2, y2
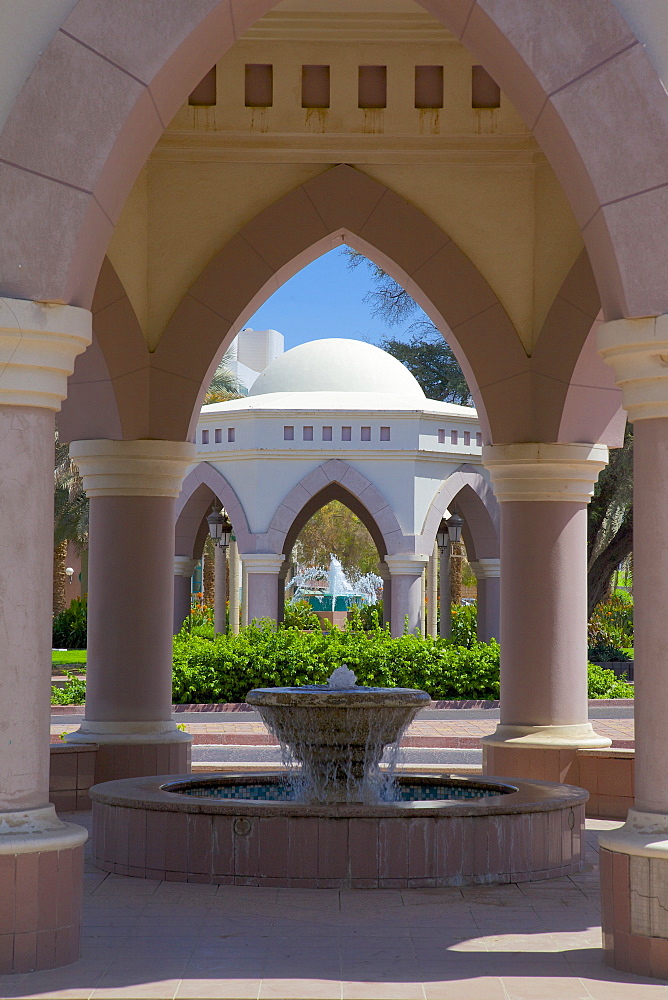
(165, 774, 514, 803)
(89, 772, 587, 888)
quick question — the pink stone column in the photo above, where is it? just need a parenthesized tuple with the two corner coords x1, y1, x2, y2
(0, 299, 90, 973)
(66, 440, 195, 781)
(173, 556, 197, 634)
(470, 559, 500, 642)
(214, 544, 227, 633)
(481, 444, 610, 778)
(243, 554, 284, 624)
(385, 556, 429, 636)
(597, 315, 668, 977)
(632, 418, 668, 814)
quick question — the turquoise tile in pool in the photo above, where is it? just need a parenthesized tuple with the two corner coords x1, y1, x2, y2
(173, 782, 506, 803)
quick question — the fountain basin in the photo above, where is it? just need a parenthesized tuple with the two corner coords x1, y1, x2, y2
(89, 773, 587, 888)
(306, 594, 364, 613)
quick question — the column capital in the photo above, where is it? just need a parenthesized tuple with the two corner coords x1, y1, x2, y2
(0, 298, 91, 410)
(385, 554, 430, 577)
(482, 442, 608, 503)
(174, 556, 198, 578)
(469, 558, 500, 579)
(69, 439, 195, 497)
(241, 553, 285, 574)
(598, 314, 668, 421)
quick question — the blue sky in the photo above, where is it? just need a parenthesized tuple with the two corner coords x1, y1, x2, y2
(245, 245, 424, 351)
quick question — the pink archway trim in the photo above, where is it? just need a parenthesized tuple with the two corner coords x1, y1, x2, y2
(0, 0, 664, 320)
(262, 459, 406, 558)
(65, 180, 620, 448)
(423, 0, 668, 319)
(60, 256, 147, 441)
(175, 462, 253, 558)
(558, 317, 626, 448)
(59, 166, 518, 443)
(421, 465, 499, 561)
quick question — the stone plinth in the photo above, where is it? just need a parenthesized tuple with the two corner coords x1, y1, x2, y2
(49, 743, 98, 811)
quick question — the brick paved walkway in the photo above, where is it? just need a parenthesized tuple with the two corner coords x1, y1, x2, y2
(50, 714, 636, 748)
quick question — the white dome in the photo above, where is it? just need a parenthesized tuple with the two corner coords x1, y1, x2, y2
(248, 338, 425, 400)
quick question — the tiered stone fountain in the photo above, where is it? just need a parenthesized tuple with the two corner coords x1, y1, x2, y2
(90, 669, 588, 887)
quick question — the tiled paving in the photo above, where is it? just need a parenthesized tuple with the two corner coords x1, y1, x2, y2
(2, 817, 666, 999)
(51, 716, 635, 749)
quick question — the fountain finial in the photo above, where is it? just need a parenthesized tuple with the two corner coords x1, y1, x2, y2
(327, 665, 358, 690)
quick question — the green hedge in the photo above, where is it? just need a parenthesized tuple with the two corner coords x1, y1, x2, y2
(172, 622, 502, 703)
(51, 620, 635, 704)
(171, 621, 635, 704)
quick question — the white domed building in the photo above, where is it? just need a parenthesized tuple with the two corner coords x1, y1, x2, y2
(175, 338, 500, 639)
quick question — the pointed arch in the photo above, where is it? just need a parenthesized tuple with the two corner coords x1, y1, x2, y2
(154, 164, 518, 444)
(263, 459, 405, 559)
(60, 256, 148, 442)
(530, 249, 624, 446)
(0, 0, 664, 326)
(421, 465, 499, 561)
(175, 462, 252, 559)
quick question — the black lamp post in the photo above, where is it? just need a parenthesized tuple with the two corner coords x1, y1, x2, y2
(206, 502, 232, 549)
(436, 519, 449, 552)
(446, 512, 464, 545)
(438, 512, 465, 638)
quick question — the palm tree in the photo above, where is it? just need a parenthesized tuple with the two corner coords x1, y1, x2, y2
(53, 433, 88, 615)
(204, 352, 243, 403)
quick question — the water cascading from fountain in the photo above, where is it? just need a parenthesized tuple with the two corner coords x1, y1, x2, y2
(289, 556, 383, 617)
(246, 667, 430, 804)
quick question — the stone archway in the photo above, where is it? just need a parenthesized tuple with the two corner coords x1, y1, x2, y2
(175, 463, 253, 559)
(421, 465, 499, 560)
(1, 1, 667, 976)
(0, 0, 664, 324)
(62, 170, 623, 449)
(264, 459, 404, 560)
(421, 465, 500, 641)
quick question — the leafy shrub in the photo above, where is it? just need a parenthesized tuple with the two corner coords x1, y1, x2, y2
(51, 671, 86, 705)
(52, 597, 87, 650)
(50, 620, 636, 705)
(356, 602, 384, 631)
(189, 604, 214, 628)
(588, 593, 633, 650)
(172, 621, 502, 704)
(282, 600, 322, 630)
(587, 662, 634, 699)
(450, 603, 477, 647)
(587, 641, 631, 663)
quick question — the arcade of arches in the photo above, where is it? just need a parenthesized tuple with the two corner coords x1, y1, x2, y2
(173, 336, 501, 642)
(0, 0, 667, 978)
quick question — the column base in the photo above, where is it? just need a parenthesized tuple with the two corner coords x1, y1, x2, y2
(599, 810, 668, 979)
(66, 722, 192, 784)
(0, 805, 87, 973)
(482, 724, 611, 784)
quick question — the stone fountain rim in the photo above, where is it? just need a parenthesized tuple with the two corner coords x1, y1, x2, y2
(89, 772, 588, 819)
(246, 687, 431, 707)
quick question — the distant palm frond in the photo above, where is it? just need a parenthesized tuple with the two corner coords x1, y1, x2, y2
(54, 433, 88, 551)
(204, 351, 243, 404)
